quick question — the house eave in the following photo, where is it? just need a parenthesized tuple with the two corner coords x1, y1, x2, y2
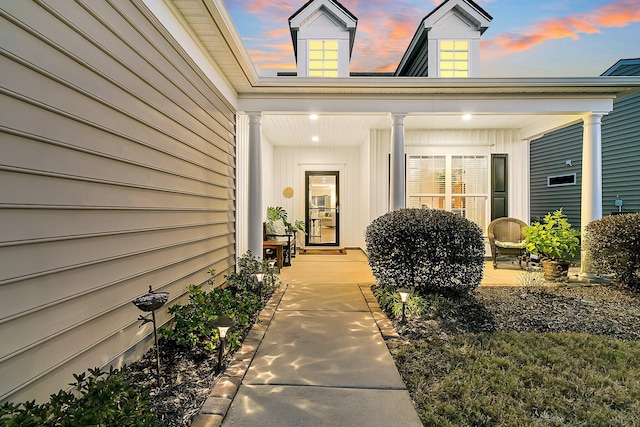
(242, 76, 640, 97)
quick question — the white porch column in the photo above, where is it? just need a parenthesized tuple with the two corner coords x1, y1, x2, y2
(248, 112, 263, 259)
(390, 113, 407, 210)
(580, 113, 604, 277)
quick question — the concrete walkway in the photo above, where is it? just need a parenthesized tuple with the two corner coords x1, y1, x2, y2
(193, 249, 528, 426)
(221, 250, 422, 426)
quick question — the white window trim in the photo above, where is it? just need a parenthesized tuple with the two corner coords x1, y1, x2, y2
(406, 146, 491, 231)
(438, 39, 470, 78)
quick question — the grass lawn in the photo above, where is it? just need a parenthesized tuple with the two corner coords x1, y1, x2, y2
(383, 286, 640, 426)
(390, 332, 640, 426)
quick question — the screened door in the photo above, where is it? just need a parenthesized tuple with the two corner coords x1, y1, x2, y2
(305, 171, 339, 246)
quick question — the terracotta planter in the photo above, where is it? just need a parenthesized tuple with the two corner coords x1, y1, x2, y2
(542, 260, 570, 282)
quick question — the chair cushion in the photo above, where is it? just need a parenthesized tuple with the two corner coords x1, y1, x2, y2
(265, 219, 288, 242)
(495, 240, 526, 249)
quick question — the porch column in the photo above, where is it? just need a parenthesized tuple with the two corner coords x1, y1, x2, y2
(390, 113, 407, 210)
(248, 112, 263, 259)
(579, 113, 604, 278)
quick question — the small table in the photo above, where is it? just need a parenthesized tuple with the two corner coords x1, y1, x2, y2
(263, 241, 286, 270)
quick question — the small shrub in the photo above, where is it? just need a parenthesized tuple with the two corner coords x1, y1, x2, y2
(585, 213, 640, 289)
(160, 268, 263, 352)
(225, 251, 280, 296)
(366, 208, 484, 295)
(517, 271, 546, 287)
(0, 367, 158, 426)
(374, 285, 453, 320)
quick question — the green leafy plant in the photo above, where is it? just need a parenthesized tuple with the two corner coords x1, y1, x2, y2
(366, 208, 485, 295)
(267, 206, 306, 234)
(374, 285, 453, 320)
(160, 268, 264, 352)
(0, 367, 158, 426)
(525, 209, 580, 262)
(225, 251, 280, 295)
(585, 213, 640, 289)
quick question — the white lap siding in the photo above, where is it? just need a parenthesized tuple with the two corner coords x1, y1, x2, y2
(0, 0, 236, 402)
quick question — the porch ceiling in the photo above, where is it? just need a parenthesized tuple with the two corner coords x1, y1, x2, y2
(261, 113, 581, 147)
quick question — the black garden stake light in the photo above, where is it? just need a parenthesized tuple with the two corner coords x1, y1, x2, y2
(212, 315, 237, 374)
(398, 288, 411, 323)
(254, 271, 265, 298)
(132, 285, 168, 385)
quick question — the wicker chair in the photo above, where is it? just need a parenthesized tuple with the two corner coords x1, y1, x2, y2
(487, 217, 528, 269)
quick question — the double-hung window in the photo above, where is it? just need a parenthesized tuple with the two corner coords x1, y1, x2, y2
(408, 155, 488, 230)
(309, 40, 338, 77)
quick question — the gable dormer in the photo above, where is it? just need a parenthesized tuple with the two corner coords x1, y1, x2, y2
(289, 0, 357, 77)
(395, 0, 491, 77)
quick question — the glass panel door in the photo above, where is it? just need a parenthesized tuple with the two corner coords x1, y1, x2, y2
(305, 171, 339, 246)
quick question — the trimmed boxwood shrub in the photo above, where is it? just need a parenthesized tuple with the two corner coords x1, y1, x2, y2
(585, 213, 640, 289)
(366, 208, 485, 295)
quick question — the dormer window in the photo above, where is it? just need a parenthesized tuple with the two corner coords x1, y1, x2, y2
(439, 40, 469, 77)
(309, 40, 339, 77)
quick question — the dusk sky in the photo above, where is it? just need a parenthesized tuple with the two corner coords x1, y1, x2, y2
(221, 0, 640, 77)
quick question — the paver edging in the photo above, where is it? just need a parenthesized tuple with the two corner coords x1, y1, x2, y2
(190, 283, 287, 427)
(359, 284, 401, 340)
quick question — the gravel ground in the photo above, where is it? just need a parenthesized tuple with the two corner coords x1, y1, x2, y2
(394, 284, 640, 341)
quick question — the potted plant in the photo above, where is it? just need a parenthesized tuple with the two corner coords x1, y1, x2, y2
(267, 206, 306, 235)
(525, 208, 580, 281)
(525, 209, 580, 281)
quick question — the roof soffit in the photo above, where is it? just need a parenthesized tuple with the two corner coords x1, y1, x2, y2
(165, 0, 258, 91)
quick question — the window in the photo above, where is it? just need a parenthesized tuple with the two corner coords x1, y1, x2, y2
(309, 40, 338, 77)
(439, 40, 468, 77)
(408, 155, 488, 230)
(547, 173, 576, 187)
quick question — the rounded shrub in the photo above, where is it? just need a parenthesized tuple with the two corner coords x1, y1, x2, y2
(365, 208, 485, 295)
(585, 213, 640, 289)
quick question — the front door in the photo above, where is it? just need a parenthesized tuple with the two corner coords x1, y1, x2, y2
(305, 171, 339, 246)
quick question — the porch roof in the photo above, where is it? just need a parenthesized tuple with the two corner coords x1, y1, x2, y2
(158, 0, 640, 143)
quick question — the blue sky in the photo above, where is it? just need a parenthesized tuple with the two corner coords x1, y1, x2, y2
(221, 0, 640, 77)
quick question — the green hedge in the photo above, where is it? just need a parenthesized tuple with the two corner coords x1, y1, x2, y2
(366, 209, 484, 295)
(585, 213, 640, 289)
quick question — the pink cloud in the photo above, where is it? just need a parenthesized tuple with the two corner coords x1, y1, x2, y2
(483, 0, 640, 55)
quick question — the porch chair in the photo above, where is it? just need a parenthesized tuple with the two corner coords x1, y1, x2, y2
(487, 217, 528, 269)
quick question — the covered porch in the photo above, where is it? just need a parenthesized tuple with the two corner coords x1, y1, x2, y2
(235, 82, 620, 278)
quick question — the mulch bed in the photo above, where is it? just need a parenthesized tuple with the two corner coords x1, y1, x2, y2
(125, 290, 274, 426)
(394, 284, 640, 341)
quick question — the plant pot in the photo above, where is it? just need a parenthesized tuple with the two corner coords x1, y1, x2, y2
(541, 260, 570, 282)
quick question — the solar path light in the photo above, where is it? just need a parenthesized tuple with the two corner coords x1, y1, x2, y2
(254, 271, 265, 298)
(212, 315, 237, 374)
(398, 288, 411, 324)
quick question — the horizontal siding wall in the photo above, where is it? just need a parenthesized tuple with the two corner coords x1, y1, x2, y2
(530, 92, 640, 226)
(0, 0, 236, 403)
(602, 93, 640, 214)
(529, 123, 583, 227)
